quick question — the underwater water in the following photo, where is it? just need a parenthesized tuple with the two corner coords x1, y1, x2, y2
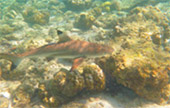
(0, 0, 170, 108)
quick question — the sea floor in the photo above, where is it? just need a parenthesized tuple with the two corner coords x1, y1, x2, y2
(0, 81, 170, 108)
(60, 89, 170, 108)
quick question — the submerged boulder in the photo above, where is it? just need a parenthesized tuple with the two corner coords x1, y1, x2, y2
(96, 36, 170, 103)
(38, 63, 105, 107)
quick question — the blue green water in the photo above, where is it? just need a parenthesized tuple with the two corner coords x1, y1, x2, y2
(0, 0, 170, 108)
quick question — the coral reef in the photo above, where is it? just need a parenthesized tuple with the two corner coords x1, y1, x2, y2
(110, 6, 170, 47)
(101, 1, 120, 12)
(0, 0, 170, 107)
(101, 1, 112, 12)
(74, 13, 95, 30)
(12, 84, 34, 107)
(48, 0, 64, 12)
(63, 0, 92, 11)
(88, 7, 102, 18)
(22, 7, 50, 25)
(2, 2, 24, 20)
(129, 6, 169, 25)
(0, 24, 15, 35)
(38, 63, 105, 107)
(3, 10, 18, 20)
(96, 36, 170, 103)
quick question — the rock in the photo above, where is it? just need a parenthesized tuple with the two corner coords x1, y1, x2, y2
(96, 37, 170, 103)
(38, 63, 105, 107)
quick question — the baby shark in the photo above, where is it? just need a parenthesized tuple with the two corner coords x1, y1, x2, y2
(0, 31, 113, 71)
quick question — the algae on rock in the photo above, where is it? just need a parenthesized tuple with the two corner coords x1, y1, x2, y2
(96, 36, 170, 103)
(38, 63, 105, 107)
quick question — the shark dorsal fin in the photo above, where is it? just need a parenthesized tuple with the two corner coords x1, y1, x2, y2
(57, 30, 72, 43)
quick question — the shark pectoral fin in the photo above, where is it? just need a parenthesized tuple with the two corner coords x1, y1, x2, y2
(70, 57, 84, 72)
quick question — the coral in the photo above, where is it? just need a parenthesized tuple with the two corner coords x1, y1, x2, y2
(22, 7, 50, 25)
(48, 0, 62, 10)
(2, 2, 24, 19)
(53, 69, 85, 97)
(108, 6, 169, 32)
(129, 6, 168, 25)
(96, 37, 170, 103)
(113, 18, 166, 46)
(74, 13, 95, 30)
(114, 20, 160, 39)
(32, 1, 48, 9)
(83, 64, 105, 91)
(12, 84, 34, 107)
(100, 1, 121, 12)
(101, 1, 112, 12)
(110, 6, 170, 50)
(0, 24, 15, 35)
(88, 7, 102, 18)
(63, 0, 92, 11)
(110, 0, 121, 11)
(22, 37, 48, 50)
(38, 63, 105, 107)
(3, 10, 18, 20)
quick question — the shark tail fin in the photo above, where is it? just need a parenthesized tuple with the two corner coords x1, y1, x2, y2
(0, 53, 22, 71)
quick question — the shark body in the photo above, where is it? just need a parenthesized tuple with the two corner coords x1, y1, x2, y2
(0, 33, 113, 71)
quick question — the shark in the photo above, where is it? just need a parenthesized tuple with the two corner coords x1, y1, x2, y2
(0, 31, 114, 71)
